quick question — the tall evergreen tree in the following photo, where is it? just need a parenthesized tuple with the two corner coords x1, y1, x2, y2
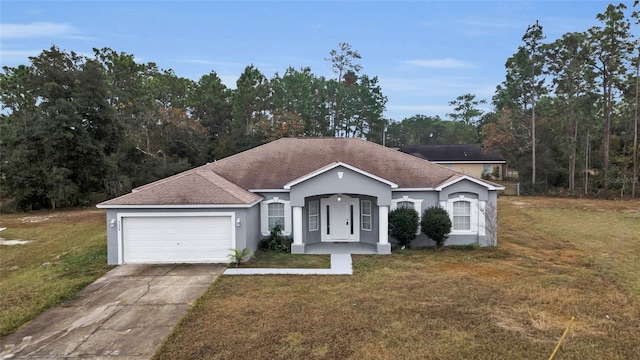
(588, 3, 633, 190)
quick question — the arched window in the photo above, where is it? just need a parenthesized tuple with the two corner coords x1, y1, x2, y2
(391, 197, 423, 214)
(445, 195, 481, 234)
(391, 196, 423, 234)
(452, 200, 471, 231)
(260, 198, 291, 235)
(397, 201, 414, 209)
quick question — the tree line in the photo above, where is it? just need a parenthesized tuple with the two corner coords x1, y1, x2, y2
(486, 2, 639, 196)
(0, 43, 387, 210)
(1, 2, 639, 210)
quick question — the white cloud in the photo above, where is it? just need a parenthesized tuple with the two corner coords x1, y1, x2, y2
(0, 22, 76, 38)
(0, 49, 42, 66)
(387, 104, 452, 113)
(379, 75, 487, 96)
(403, 59, 474, 69)
(0, 49, 41, 59)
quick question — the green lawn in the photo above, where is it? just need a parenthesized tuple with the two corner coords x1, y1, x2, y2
(0, 208, 113, 337)
(238, 252, 330, 268)
(2, 198, 639, 359)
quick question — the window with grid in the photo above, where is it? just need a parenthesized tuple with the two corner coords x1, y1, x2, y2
(396, 201, 414, 209)
(361, 200, 372, 231)
(308, 200, 319, 231)
(268, 203, 285, 231)
(452, 201, 471, 231)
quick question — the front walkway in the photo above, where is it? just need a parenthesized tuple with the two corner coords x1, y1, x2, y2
(224, 254, 353, 275)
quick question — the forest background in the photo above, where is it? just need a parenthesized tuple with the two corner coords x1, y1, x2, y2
(1, 2, 639, 210)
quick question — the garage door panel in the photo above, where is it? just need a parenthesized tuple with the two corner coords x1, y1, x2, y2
(122, 216, 232, 264)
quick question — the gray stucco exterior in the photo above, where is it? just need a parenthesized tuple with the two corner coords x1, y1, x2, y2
(101, 163, 501, 264)
(289, 165, 392, 207)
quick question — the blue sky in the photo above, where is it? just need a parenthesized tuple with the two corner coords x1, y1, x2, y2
(0, 1, 628, 121)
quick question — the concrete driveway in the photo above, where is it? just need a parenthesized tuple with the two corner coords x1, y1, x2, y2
(0, 264, 225, 359)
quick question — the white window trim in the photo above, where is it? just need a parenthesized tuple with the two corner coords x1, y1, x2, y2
(391, 196, 423, 234)
(361, 200, 372, 231)
(308, 200, 319, 231)
(446, 195, 479, 235)
(260, 199, 291, 236)
(452, 201, 472, 231)
(391, 196, 423, 213)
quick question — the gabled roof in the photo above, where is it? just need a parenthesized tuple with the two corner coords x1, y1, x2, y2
(99, 138, 500, 207)
(435, 175, 504, 191)
(284, 161, 399, 189)
(398, 144, 505, 163)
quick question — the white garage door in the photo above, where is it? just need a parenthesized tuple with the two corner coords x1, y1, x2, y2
(122, 215, 232, 263)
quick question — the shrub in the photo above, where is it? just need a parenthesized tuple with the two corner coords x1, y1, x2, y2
(388, 207, 419, 247)
(421, 206, 452, 248)
(228, 248, 254, 268)
(258, 223, 291, 253)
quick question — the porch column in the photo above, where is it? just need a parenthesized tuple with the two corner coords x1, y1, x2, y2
(293, 206, 303, 245)
(377, 205, 391, 254)
(379, 205, 389, 244)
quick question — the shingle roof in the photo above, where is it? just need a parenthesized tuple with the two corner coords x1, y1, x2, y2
(100, 138, 474, 206)
(398, 144, 506, 162)
(203, 138, 459, 189)
(99, 169, 262, 206)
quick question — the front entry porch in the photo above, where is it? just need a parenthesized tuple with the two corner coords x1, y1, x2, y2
(290, 194, 392, 255)
(304, 242, 378, 254)
(286, 163, 396, 256)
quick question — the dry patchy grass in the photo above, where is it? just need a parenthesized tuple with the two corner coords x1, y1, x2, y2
(156, 197, 640, 360)
(0, 208, 112, 337)
(238, 252, 330, 269)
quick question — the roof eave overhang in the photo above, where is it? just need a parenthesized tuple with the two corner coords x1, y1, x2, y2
(393, 188, 436, 192)
(96, 198, 263, 209)
(283, 161, 398, 189)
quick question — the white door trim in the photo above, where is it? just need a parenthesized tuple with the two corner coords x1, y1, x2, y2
(320, 195, 360, 242)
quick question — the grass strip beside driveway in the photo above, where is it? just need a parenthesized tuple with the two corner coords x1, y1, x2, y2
(0, 209, 113, 337)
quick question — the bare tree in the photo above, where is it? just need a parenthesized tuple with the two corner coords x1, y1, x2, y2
(479, 202, 498, 247)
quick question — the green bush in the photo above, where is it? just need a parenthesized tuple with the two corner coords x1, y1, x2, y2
(258, 223, 291, 253)
(389, 207, 419, 247)
(421, 206, 452, 248)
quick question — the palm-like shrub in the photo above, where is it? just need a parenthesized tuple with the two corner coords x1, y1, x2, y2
(228, 248, 254, 268)
(421, 206, 452, 248)
(388, 207, 420, 247)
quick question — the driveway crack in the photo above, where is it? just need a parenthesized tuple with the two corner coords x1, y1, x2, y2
(132, 276, 154, 306)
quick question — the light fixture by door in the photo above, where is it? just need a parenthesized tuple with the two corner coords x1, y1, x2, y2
(337, 194, 342, 202)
